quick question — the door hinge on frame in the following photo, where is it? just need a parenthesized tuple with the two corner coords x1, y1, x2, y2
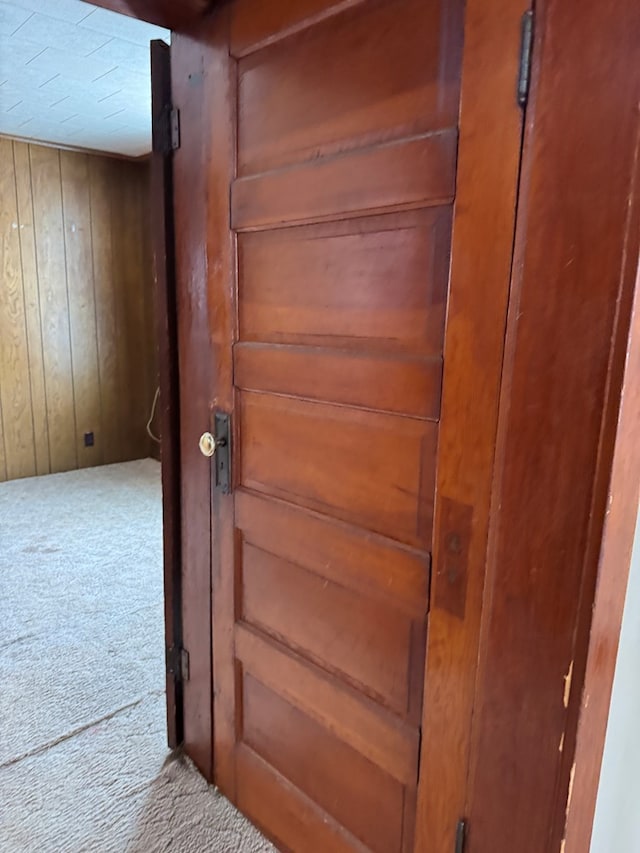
(455, 818, 467, 853)
(154, 104, 180, 154)
(517, 10, 534, 108)
(168, 107, 180, 151)
(166, 645, 190, 682)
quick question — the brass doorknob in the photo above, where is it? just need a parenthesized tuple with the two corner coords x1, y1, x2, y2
(199, 431, 217, 457)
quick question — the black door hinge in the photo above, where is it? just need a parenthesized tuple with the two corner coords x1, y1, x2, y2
(455, 819, 467, 853)
(168, 107, 180, 151)
(154, 104, 180, 154)
(517, 10, 534, 108)
(166, 645, 190, 682)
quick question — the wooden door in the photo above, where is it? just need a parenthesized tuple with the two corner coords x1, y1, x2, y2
(204, 2, 464, 850)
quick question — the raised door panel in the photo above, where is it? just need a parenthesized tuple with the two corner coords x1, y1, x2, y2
(235, 344, 443, 419)
(235, 625, 419, 785)
(232, 132, 456, 229)
(235, 490, 429, 617)
(242, 674, 405, 853)
(239, 542, 419, 715)
(236, 0, 460, 174)
(237, 210, 451, 353)
(239, 391, 437, 548)
(236, 746, 370, 853)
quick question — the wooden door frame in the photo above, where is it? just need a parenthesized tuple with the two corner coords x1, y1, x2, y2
(464, 0, 640, 850)
(564, 212, 640, 852)
(80, 0, 209, 31)
(415, 0, 527, 848)
(145, 0, 639, 847)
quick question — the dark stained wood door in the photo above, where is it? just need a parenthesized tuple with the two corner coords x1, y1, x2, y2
(204, 1, 464, 849)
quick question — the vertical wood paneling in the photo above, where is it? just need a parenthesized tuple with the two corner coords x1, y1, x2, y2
(0, 403, 6, 481)
(140, 165, 159, 450)
(123, 162, 151, 459)
(0, 137, 36, 480)
(109, 161, 152, 462)
(89, 155, 121, 465)
(60, 151, 103, 468)
(0, 138, 155, 482)
(30, 144, 77, 474)
(14, 141, 51, 476)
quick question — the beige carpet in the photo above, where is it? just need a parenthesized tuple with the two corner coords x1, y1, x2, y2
(0, 459, 273, 853)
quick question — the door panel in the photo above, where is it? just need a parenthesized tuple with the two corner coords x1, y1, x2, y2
(235, 491, 429, 617)
(236, 745, 370, 853)
(242, 674, 405, 853)
(235, 344, 443, 418)
(239, 392, 437, 546)
(235, 0, 459, 175)
(231, 131, 456, 229)
(235, 625, 419, 785)
(203, 0, 464, 849)
(240, 541, 418, 715)
(230, 0, 372, 59)
(237, 210, 451, 353)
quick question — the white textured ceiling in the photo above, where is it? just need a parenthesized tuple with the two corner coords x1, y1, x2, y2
(0, 0, 169, 157)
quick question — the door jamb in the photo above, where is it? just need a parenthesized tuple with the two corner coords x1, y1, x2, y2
(415, 0, 527, 848)
(464, 0, 640, 848)
(562, 148, 640, 853)
(150, 38, 184, 748)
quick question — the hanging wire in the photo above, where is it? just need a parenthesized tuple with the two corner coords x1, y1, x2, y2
(146, 386, 161, 443)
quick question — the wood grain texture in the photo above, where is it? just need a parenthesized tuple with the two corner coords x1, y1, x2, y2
(236, 0, 460, 175)
(178, 1, 465, 848)
(235, 624, 419, 786)
(237, 209, 450, 353)
(150, 37, 182, 749)
(239, 391, 437, 548)
(230, 0, 368, 57)
(13, 141, 50, 476)
(239, 541, 419, 716)
(563, 200, 640, 850)
(232, 131, 457, 230)
(60, 151, 103, 468)
(170, 24, 219, 782)
(465, 0, 640, 849)
(0, 137, 36, 480)
(234, 344, 442, 419)
(0, 139, 155, 482)
(414, 0, 525, 848)
(29, 144, 76, 475)
(236, 744, 370, 853)
(235, 490, 429, 618)
(88, 156, 121, 464)
(242, 673, 405, 853)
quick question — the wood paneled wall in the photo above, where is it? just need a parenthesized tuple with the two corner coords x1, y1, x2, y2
(0, 138, 157, 482)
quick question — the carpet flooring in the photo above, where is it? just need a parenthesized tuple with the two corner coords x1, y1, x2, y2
(0, 459, 273, 853)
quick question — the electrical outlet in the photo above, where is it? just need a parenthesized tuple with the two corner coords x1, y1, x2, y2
(84, 432, 94, 447)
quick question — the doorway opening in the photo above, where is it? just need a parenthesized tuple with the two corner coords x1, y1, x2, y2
(0, 2, 266, 849)
(0, 2, 167, 847)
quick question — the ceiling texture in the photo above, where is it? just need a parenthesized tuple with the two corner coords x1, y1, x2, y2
(0, 0, 169, 157)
